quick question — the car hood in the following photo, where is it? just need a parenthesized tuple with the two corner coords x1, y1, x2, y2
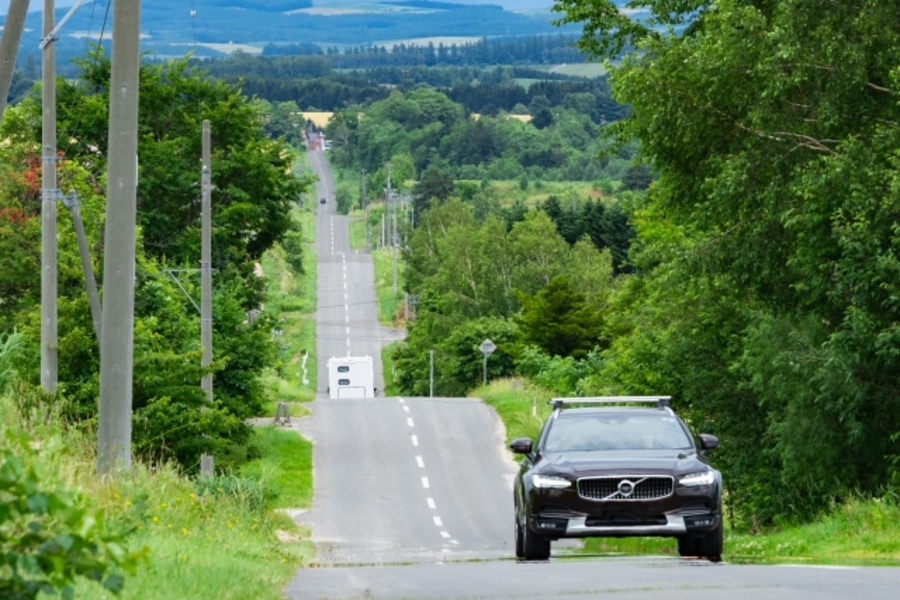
(536, 449, 709, 478)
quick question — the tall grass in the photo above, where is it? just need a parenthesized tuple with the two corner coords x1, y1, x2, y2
(0, 329, 24, 392)
(0, 389, 313, 599)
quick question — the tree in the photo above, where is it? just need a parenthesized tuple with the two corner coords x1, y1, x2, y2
(554, 0, 900, 522)
(516, 276, 605, 359)
(413, 164, 455, 214)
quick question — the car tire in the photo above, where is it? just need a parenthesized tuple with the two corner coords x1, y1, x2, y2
(521, 518, 551, 561)
(514, 512, 524, 558)
(678, 524, 723, 561)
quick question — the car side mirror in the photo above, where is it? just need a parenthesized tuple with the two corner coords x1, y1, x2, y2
(509, 437, 533, 455)
(699, 434, 719, 451)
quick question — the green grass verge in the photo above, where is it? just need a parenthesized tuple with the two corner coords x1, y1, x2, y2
(473, 378, 900, 565)
(381, 342, 401, 397)
(259, 207, 317, 413)
(241, 426, 313, 509)
(372, 247, 404, 327)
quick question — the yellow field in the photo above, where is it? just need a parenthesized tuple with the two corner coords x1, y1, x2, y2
(301, 112, 334, 128)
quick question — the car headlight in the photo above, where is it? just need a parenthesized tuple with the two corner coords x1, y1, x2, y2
(532, 474, 572, 489)
(679, 471, 716, 487)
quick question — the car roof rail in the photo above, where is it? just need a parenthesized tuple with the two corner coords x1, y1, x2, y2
(549, 396, 672, 411)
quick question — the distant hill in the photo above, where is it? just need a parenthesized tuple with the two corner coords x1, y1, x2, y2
(2, 0, 577, 69)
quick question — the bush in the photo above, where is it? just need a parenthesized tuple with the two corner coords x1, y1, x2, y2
(0, 432, 145, 599)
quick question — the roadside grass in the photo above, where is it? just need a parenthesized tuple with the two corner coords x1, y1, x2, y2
(0, 393, 313, 600)
(348, 208, 368, 250)
(241, 426, 313, 509)
(473, 378, 900, 565)
(372, 247, 404, 326)
(259, 207, 317, 415)
(381, 342, 401, 397)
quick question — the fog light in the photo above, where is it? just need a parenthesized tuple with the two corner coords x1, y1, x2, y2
(687, 517, 714, 527)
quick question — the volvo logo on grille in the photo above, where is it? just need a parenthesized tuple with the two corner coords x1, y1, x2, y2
(618, 480, 635, 497)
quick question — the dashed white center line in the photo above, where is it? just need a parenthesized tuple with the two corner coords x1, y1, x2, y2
(433, 516, 443, 527)
(398, 398, 405, 403)
(403, 406, 410, 413)
(440, 531, 451, 539)
(411, 435, 418, 446)
(427, 498, 436, 509)
(422, 477, 430, 489)
(450, 540, 459, 545)
(407, 418, 414, 427)
(345, 315, 349, 322)
(346, 327, 350, 334)
(415, 456, 424, 468)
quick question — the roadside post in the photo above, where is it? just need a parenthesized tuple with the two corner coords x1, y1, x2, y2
(479, 339, 496, 387)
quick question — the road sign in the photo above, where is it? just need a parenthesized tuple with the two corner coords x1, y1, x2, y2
(480, 339, 496, 356)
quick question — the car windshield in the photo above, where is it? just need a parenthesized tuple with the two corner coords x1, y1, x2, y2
(544, 414, 692, 452)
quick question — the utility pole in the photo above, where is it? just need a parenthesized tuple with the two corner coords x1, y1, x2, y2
(97, 0, 141, 475)
(381, 213, 385, 249)
(40, 0, 58, 394)
(0, 0, 30, 123)
(429, 349, 434, 398)
(362, 169, 370, 253)
(389, 162, 398, 294)
(201, 120, 213, 402)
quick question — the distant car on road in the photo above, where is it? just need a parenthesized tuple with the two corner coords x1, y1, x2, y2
(511, 396, 722, 561)
(320, 197, 326, 204)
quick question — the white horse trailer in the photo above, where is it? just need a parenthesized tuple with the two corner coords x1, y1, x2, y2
(327, 356, 375, 399)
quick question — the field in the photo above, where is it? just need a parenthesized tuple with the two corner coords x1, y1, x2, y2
(547, 62, 609, 78)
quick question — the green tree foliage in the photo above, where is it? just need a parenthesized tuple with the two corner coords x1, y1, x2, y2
(394, 199, 614, 395)
(0, 432, 145, 599)
(515, 276, 605, 359)
(1, 51, 309, 471)
(555, 0, 900, 522)
(413, 165, 456, 213)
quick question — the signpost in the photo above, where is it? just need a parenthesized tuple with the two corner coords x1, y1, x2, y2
(479, 338, 496, 387)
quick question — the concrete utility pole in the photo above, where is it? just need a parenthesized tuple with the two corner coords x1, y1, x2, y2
(389, 162, 398, 294)
(201, 120, 213, 402)
(41, 0, 58, 394)
(362, 169, 370, 253)
(97, 0, 141, 475)
(429, 349, 434, 398)
(0, 0, 30, 123)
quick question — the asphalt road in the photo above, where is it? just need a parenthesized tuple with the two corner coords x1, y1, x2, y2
(287, 150, 900, 599)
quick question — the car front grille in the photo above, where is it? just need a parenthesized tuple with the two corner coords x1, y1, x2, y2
(577, 476, 674, 501)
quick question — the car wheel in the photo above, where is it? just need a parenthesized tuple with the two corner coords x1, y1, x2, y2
(521, 518, 551, 561)
(514, 511, 524, 558)
(678, 524, 723, 561)
(696, 523, 724, 561)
